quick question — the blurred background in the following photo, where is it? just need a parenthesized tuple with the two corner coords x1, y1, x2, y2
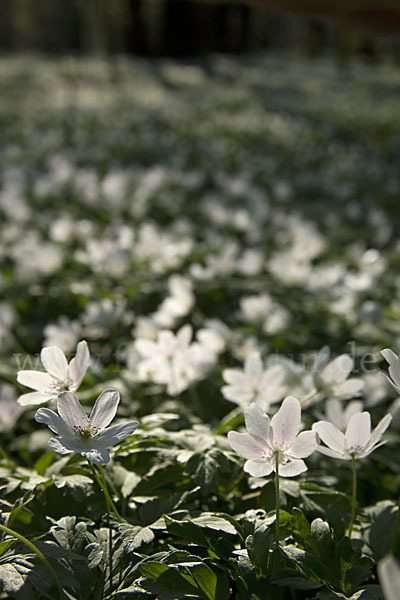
(1, 0, 400, 60)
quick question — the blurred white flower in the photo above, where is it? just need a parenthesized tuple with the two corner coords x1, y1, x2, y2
(17, 341, 90, 406)
(323, 398, 364, 431)
(43, 316, 81, 353)
(35, 389, 138, 464)
(313, 411, 392, 460)
(378, 555, 400, 600)
(222, 352, 285, 411)
(0, 384, 24, 432)
(152, 275, 194, 328)
(228, 397, 317, 477)
(313, 350, 363, 400)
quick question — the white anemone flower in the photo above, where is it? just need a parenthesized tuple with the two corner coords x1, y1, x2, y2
(17, 341, 90, 406)
(228, 397, 317, 478)
(378, 555, 400, 600)
(312, 411, 392, 460)
(381, 348, 400, 394)
(312, 350, 364, 400)
(35, 389, 138, 464)
(222, 352, 286, 411)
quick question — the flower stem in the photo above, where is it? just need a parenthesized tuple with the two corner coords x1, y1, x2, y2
(275, 451, 280, 545)
(0, 522, 66, 599)
(88, 461, 122, 523)
(347, 454, 357, 538)
(390, 497, 400, 554)
(300, 389, 318, 406)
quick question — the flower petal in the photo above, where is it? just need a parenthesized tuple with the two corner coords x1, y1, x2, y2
(271, 396, 301, 448)
(244, 459, 273, 477)
(381, 349, 400, 392)
(245, 352, 263, 380)
(17, 370, 53, 392)
(82, 448, 110, 464)
(48, 437, 73, 455)
(89, 389, 120, 429)
(289, 431, 317, 458)
(279, 458, 307, 477)
(315, 445, 348, 460)
(57, 392, 88, 429)
(244, 404, 271, 445)
(93, 421, 138, 448)
(312, 421, 345, 453)
(321, 355, 353, 384)
(68, 340, 90, 390)
(363, 413, 392, 454)
(35, 408, 64, 434)
(345, 412, 371, 450)
(378, 555, 400, 600)
(332, 378, 364, 399)
(228, 431, 266, 460)
(40, 346, 69, 381)
(17, 391, 51, 406)
(222, 369, 247, 386)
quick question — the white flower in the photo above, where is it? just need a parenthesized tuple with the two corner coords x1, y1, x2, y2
(323, 398, 364, 431)
(378, 555, 400, 600)
(222, 352, 286, 411)
(381, 348, 400, 394)
(312, 411, 392, 460)
(35, 389, 138, 464)
(228, 397, 317, 478)
(17, 341, 90, 406)
(313, 350, 363, 400)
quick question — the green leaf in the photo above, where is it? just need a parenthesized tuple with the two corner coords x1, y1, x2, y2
(245, 523, 273, 576)
(364, 500, 398, 560)
(118, 523, 155, 552)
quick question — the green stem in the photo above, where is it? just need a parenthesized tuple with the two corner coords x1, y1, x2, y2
(0, 523, 65, 599)
(88, 462, 122, 523)
(391, 497, 400, 554)
(348, 455, 357, 538)
(275, 452, 280, 545)
(300, 389, 318, 406)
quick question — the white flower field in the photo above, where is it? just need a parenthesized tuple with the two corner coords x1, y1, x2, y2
(1, 54, 400, 599)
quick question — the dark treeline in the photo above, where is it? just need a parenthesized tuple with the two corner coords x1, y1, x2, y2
(0, 0, 399, 59)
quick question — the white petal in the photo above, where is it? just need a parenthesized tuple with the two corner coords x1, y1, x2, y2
(221, 386, 251, 406)
(89, 389, 120, 429)
(378, 556, 400, 600)
(245, 352, 263, 380)
(345, 412, 371, 449)
(17, 370, 54, 392)
(325, 399, 343, 428)
(289, 431, 317, 458)
(40, 347, 69, 381)
(332, 379, 364, 399)
(82, 448, 110, 464)
(279, 458, 307, 477)
(363, 413, 392, 454)
(228, 431, 266, 460)
(93, 421, 138, 448)
(343, 401, 364, 425)
(312, 346, 330, 373)
(57, 392, 88, 429)
(315, 445, 348, 460)
(381, 349, 400, 392)
(260, 365, 285, 389)
(271, 396, 301, 448)
(312, 421, 345, 453)
(321, 355, 353, 384)
(68, 340, 90, 390)
(244, 459, 273, 477)
(48, 437, 73, 455)
(17, 391, 51, 406)
(134, 339, 157, 357)
(177, 324, 192, 348)
(222, 369, 247, 386)
(244, 404, 271, 445)
(35, 408, 63, 434)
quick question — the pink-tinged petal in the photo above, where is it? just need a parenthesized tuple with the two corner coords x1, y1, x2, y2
(93, 421, 138, 448)
(363, 413, 392, 454)
(82, 448, 110, 464)
(381, 349, 400, 392)
(321, 355, 353, 384)
(244, 404, 271, 445)
(40, 347, 68, 381)
(279, 458, 307, 477)
(68, 340, 90, 390)
(48, 437, 73, 455)
(228, 431, 266, 460)
(345, 412, 371, 449)
(332, 379, 364, 399)
(89, 389, 120, 429)
(222, 369, 247, 386)
(244, 459, 273, 477)
(312, 421, 345, 453)
(289, 431, 317, 459)
(271, 396, 301, 448)
(57, 392, 88, 429)
(17, 370, 53, 392)
(17, 391, 51, 406)
(378, 556, 400, 600)
(315, 445, 348, 460)
(245, 352, 263, 380)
